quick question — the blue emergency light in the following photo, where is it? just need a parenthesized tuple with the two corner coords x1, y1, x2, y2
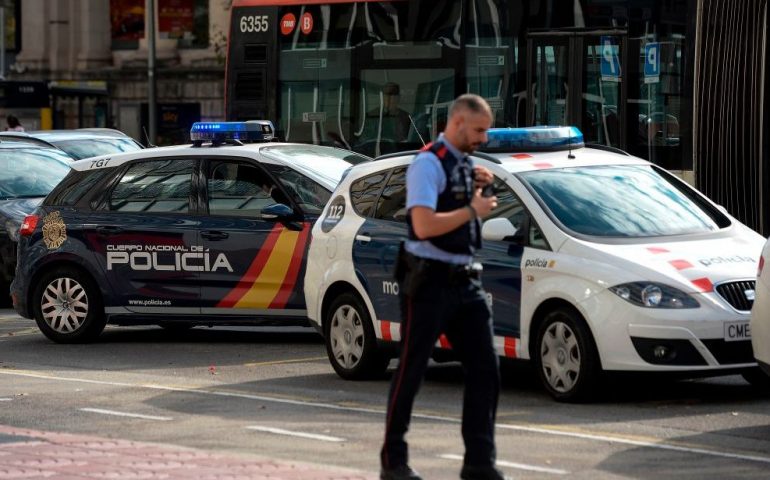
(480, 126, 584, 152)
(190, 120, 275, 145)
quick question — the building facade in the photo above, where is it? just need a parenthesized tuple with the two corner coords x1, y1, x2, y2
(5, 0, 229, 144)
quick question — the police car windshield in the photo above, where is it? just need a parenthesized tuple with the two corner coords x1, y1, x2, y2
(0, 148, 71, 199)
(519, 164, 730, 238)
(52, 137, 142, 160)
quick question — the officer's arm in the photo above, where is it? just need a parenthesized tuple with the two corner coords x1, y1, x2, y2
(410, 205, 475, 240)
(410, 189, 497, 240)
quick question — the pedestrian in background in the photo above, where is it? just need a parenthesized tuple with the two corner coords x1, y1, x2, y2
(380, 94, 508, 480)
(5, 115, 24, 132)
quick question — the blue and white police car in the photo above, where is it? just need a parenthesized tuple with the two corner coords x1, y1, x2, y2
(304, 127, 765, 401)
(12, 121, 370, 343)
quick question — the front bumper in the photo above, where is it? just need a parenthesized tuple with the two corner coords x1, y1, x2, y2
(581, 290, 755, 371)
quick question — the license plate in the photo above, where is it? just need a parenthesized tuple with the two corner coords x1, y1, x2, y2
(724, 321, 752, 342)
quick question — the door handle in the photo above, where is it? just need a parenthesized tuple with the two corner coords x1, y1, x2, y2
(201, 230, 229, 241)
(355, 233, 371, 244)
(96, 225, 122, 235)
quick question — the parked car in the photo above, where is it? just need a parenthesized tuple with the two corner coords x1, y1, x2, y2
(0, 128, 143, 160)
(11, 121, 370, 343)
(750, 237, 770, 380)
(0, 141, 73, 300)
(305, 126, 765, 401)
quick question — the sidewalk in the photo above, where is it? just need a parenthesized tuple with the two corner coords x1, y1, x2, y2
(0, 425, 378, 480)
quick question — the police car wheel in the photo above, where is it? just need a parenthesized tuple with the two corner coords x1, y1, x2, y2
(534, 307, 600, 402)
(324, 292, 387, 380)
(32, 267, 106, 344)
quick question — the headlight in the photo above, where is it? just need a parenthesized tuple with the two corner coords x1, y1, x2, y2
(5, 220, 20, 242)
(609, 282, 699, 308)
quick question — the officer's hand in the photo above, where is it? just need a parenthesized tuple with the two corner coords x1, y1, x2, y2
(473, 166, 494, 188)
(470, 188, 498, 218)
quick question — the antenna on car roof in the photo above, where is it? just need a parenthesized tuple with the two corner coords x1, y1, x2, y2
(142, 126, 157, 148)
(567, 127, 576, 159)
(408, 114, 426, 147)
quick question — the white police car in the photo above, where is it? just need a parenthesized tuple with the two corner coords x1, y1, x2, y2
(12, 121, 370, 343)
(304, 126, 765, 401)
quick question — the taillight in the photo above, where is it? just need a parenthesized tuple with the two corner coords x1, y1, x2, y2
(759, 255, 765, 277)
(19, 215, 39, 237)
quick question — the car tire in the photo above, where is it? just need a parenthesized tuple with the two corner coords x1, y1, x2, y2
(741, 367, 770, 394)
(324, 292, 387, 380)
(534, 307, 601, 402)
(32, 266, 106, 344)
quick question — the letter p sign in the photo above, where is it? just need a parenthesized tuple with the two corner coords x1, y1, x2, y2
(600, 36, 621, 80)
(644, 42, 660, 77)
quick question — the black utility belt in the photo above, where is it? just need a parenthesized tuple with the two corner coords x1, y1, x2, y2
(403, 251, 482, 280)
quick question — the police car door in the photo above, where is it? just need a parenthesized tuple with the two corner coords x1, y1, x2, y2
(199, 158, 309, 322)
(92, 158, 202, 314)
(352, 167, 407, 324)
(476, 177, 545, 339)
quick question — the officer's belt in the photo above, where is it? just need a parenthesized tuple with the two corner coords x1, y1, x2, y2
(402, 251, 482, 280)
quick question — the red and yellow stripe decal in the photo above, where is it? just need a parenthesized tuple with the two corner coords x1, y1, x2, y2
(217, 223, 310, 309)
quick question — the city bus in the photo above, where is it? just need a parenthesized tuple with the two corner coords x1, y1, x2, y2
(226, 0, 688, 169)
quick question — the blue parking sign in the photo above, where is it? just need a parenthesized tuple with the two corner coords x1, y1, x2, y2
(600, 36, 621, 81)
(644, 42, 660, 78)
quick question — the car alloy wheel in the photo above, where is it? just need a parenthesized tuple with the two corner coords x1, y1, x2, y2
(32, 266, 106, 344)
(540, 321, 581, 393)
(329, 303, 365, 370)
(535, 307, 601, 402)
(41, 277, 89, 334)
(324, 292, 388, 380)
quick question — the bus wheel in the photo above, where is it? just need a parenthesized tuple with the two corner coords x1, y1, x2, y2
(324, 292, 387, 380)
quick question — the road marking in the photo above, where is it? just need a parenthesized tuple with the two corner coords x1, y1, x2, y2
(243, 356, 327, 367)
(80, 408, 173, 421)
(495, 422, 770, 465)
(4, 369, 770, 465)
(0, 398, 11, 402)
(245, 425, 345, 442)
(439, 454, 568, 475)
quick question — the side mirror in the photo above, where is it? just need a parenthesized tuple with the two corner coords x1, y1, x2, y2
(261, 203, 294, 221)
(482, 218, 518, 242)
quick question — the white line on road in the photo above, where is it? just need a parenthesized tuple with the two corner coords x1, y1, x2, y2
(4, 369, 770, 465)
(0, 398, 11, 402)
(80, 408, 173, 421)
(245, 425, 345, 442)
(440, 454, 569, 475)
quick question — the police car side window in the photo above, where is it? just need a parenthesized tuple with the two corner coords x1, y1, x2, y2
(263, 164, 330, 215)
(374, 167, 407, 222)
(109, 159, 194, 213)
(488, 176, 549, 250)
(350, 170, 389, 217)
(207, 161, 284, 217)
(46, 169, 112, 206)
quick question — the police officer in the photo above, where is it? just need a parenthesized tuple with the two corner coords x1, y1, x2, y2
(380, 94, 507, 480)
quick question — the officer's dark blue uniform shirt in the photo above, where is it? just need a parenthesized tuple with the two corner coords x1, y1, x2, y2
(404, 134, 479, 265)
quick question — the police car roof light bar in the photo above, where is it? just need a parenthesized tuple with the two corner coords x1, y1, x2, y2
(190, 120, 275, 147)
(480, 126, 584, 153)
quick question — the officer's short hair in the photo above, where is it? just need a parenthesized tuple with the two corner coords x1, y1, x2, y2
(449, 94, 492, 119)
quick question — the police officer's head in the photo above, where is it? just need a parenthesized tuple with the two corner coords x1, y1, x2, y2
(444, 94, 493, 154)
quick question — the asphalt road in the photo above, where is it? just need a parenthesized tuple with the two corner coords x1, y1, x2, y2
(2, 311, 770, 479)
